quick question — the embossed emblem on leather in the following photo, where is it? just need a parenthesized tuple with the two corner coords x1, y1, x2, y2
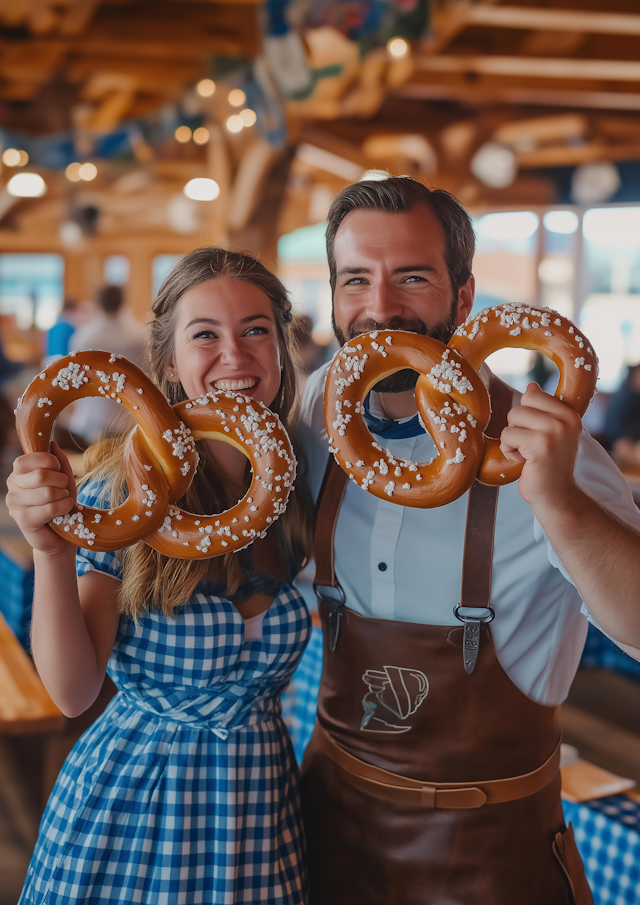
(360, 666, 429, 733)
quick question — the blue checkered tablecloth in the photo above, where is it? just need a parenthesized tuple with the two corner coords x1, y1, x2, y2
(582, 624, 640, 682)
(0, 545, 33, 648)
(563, 795, 640, 904)
(281, 624, 323, 764)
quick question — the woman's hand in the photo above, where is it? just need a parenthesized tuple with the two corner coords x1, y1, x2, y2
(6, 442, 76, 555)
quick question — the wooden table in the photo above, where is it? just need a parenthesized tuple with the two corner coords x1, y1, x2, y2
(0, 611, 64, 734)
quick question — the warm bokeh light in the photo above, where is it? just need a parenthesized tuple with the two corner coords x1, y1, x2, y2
(2, 148, 22, 167)
(66, 162, 83, 182)
(183, 177, 220, 201)
(193, 127, 210, 145)
(387, 37, 409, 58)
(239, 108, 257, 127)
(228, 89, 246, 107)
(175, 125, 192, 143)
(226, 115, 244, 134)
(196, 78, 216, 98)
(79, 162, 98, 181)
(7, 172, 46, 197)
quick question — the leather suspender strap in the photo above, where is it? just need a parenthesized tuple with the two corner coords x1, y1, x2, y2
(455, 372, 515, 674)
(313, 372, 515, 658)
(313, 455, 349, 650)
(315, 723, 561, 809)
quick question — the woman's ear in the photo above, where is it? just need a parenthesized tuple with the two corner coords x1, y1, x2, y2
(165, 362, 179, 382)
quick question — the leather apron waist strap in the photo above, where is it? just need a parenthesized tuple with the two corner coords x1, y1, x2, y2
(316, 724, 561, 810)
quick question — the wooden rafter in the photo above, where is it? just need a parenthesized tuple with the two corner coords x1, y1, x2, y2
(439, 5, 640, 38)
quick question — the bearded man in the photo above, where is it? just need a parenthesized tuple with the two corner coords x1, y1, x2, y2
(297, 176, 640, 905)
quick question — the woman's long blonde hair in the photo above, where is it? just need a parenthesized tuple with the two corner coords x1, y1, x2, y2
(83, 247, 313, 618)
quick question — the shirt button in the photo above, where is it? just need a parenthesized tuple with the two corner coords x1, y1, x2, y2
(378, 562, 387, 572)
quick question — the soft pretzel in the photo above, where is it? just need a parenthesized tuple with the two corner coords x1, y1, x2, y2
(145, 392, 296, 560)
(15, 353, 296, 558)
(16, 351, 198, 550)
(324, 330, 491, 508)
(450, 303, 598, 485)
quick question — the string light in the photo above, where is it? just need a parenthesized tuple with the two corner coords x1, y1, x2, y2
(66, 162, 82, 182)
(79, 162, 97, 181)
(183, 178, 220, 201)
(175, 126, 192, 143)
(228, 89, 246, 108)
(387, 37, 409, 58)
(196, 79, 216, 98)
(193, 127, 210, 145)
(7, 172, 46, 197)
(226, 115, 244, 134)
(239, 109, 257, 127)
(2, 148, 27, 167)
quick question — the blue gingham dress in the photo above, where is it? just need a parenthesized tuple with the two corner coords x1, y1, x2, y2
(20, 483, 311, 905)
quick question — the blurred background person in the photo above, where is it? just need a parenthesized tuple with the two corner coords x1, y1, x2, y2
(67, 284, 147, 444)
(44, 297, 81, 363)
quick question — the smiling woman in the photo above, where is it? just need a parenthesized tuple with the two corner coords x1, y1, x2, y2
(7, 247, 314, 905)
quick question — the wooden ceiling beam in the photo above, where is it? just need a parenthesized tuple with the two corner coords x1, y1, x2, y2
(67, 57, 202, 84)
(462, 5, 640, 37)
(415, 55, 640, 83)
(396, 80, 640, 112)
(516, 140, 640, 169)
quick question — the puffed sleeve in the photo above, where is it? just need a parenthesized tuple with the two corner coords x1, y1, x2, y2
(75, 480, 123, 582)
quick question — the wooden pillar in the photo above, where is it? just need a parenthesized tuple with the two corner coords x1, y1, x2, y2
(63, 252, 85, 301)
(126, 244, 154, 323)
(207, 125, 230, 247)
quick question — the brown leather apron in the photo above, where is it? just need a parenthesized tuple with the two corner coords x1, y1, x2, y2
(301, 375, 593, 905)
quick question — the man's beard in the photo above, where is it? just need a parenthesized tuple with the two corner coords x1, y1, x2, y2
(333, 304, 459, 394)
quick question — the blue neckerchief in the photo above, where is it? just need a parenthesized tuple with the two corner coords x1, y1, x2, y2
(363, 394, 425, 439)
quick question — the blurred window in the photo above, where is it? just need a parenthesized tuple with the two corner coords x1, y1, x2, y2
(278, 224, 334, 348)
(579, 208, 640, 391)
(472, 212, 539, 389)
(153, 255, 180, 298)
(0, 253, 64, 330)
(104, 255, 130, 286)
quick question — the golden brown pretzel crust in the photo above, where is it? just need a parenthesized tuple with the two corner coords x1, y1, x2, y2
(15, 352, 296, 557)
(451, 304, 598, 485)
(324, 305, 598, 507)
(145, 393, 296, 559)
(324, 330, 491, 508)
(16, 351, 197, 550)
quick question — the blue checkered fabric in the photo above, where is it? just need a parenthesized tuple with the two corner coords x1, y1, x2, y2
(0, 546, 34, 648)
(20, 482, 311, 905)
(281, 625, 323, 764)
(563, 796, 640, 904)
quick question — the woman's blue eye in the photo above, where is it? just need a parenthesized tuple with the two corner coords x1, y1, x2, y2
(245, 326, 268, 336)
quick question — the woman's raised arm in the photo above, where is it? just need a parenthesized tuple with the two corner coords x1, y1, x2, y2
(7, 446, 119, 717)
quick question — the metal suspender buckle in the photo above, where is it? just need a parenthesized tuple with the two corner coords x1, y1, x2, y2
(453, 604, 495, 676)
(314, 582, 346, 651)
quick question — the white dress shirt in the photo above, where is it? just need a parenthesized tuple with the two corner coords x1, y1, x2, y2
(299, 364, 640, 706)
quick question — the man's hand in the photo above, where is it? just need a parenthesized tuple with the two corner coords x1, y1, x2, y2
(500, 383, 583, 511)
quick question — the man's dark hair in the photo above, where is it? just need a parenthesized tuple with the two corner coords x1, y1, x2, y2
(97, 284, 124, 315)
(325, 176, 475, 300)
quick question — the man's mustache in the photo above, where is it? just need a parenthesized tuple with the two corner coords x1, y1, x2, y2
(342, 317, 428, 344)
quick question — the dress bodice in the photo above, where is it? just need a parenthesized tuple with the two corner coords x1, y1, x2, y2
(109, 583, 311, 738)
